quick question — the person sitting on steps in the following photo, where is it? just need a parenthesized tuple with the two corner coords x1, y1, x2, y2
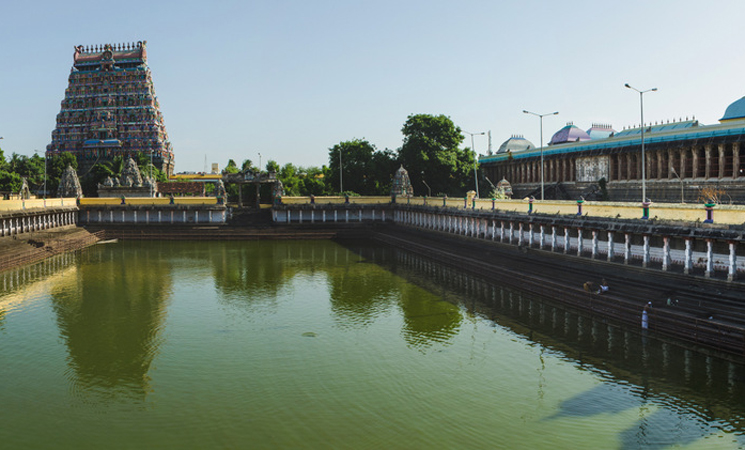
(597, 279, 609, 294)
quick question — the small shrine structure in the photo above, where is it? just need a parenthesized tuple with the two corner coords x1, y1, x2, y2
(97, 157, 156, 197)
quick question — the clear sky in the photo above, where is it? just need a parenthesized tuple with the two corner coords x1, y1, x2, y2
(2, 0, 745, 172)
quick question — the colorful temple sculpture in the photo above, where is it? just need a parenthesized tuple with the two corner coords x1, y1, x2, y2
(480, 96, 745, 203)
(391, 165, 414, 199)
(46, 41, 174, 177)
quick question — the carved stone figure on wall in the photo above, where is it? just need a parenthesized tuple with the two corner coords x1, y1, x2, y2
(215, 180, 226, 198)
(58, 165, 83, 198)
(19, 178, 31, 199)
(119, 157, 143, 186)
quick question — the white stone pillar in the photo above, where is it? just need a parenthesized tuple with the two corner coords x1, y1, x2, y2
(358, 210, 362, 222)
(492, 220, 496, 241)
(607, 232, 614, 261)
(345, 210, 349, 223)
(705, 240, 714, 278)
(551, 226, 557, 252)
(539, 225, 545, 249)
(728, 241, 737, 281)
(334, 210, 338, 222)
(642, 235, 650, 268)
(299, 211, 303, 224)
(591, 230, 598, 259)
(134, 211, 138, 224)
(509, 222, 514, 244)
(195, 211, 199, 223)
(528, 223, 534, 248)
(563, 227, 569, 254)
(662, 236, 671, 271)
(146, 210, 150, 224)
(500, 221, 505, 242)
(624, 234, 631, 264)
(518, 223, 524, 246)
(577, 228, 583, 256)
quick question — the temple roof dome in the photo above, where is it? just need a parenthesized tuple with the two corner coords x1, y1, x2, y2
(549, 122, 591, 145)
(586, 123, 616, 139)
(496, 135, 534, 154)
(720, 96, 745, 122)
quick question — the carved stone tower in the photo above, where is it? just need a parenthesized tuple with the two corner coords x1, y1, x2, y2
(46, 41, 174, 176)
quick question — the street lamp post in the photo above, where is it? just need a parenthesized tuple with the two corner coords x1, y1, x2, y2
(150, 150, 154, 197)
(625, 83, 657, 202)
(338, 148, 343, 194)
(464, 131, 485, 198)
(421, 172, 431, 197)
(258, 153, 262, 172)
(43, 152, 47, 200)
(523, 110, 559, 200)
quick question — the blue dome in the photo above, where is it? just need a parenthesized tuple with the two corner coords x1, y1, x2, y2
(720, 96, 745, 122)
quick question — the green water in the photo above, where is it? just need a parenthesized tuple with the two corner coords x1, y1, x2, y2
(1, 240, 744, 449)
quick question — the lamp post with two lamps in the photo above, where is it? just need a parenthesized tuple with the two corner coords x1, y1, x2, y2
(624, 83, 657, 203)
(464, 131, 485, 198)
(522, 110, 559, 200)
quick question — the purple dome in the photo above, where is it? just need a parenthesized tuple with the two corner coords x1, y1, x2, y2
(549, 122, 591, 145)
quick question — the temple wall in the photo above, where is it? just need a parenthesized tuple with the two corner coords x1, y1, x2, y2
(576, 155, 609, 182)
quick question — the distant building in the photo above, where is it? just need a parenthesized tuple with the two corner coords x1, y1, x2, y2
(46, 41, 174, 176)
(480, 97, 745, 202)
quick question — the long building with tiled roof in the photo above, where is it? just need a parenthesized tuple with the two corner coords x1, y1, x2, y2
(480, 97, 745, 203)
(46, 41, 174, 176)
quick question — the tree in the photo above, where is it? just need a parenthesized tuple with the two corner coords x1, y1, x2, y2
(397, 114, 473, 197)
(224, 159, 240, 174)
(328, 139, 394, 195)
(266, 160, 280, 173)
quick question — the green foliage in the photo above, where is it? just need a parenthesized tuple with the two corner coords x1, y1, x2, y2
(266, 160, 280, 173)
(5, 153, 45, 193)
(241, 159, 253, 172)
(135, 153, 167, 182)
(45, 153, 78, 196)
(224, 159, 240, 174)
(328, 139, 395, 195)
(398, 114, 473, 197)
(276, 163, 328, 196)
(0, 170, 22, 193)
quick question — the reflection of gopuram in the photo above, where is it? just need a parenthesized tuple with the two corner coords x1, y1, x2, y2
(46, 42, 174, 176)
(50, 246, 171, 399)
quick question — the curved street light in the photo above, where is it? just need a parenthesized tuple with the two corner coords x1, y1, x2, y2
(523, 110, 559, 200)
(625, 83, 657, 203)
(464, 130, 485, 198)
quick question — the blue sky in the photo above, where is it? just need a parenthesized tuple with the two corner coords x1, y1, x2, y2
(2, 0, 745, 172)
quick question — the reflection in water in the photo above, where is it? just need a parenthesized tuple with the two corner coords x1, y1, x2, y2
(208, 241, 462, 349)
(339, 240, 745, 445)
(4, 239, 745, 448)
(0, 252, 79, 329)
(50, 243, 172, 401)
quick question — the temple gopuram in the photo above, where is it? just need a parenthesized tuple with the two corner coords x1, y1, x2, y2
(46, 41, 174, 176)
